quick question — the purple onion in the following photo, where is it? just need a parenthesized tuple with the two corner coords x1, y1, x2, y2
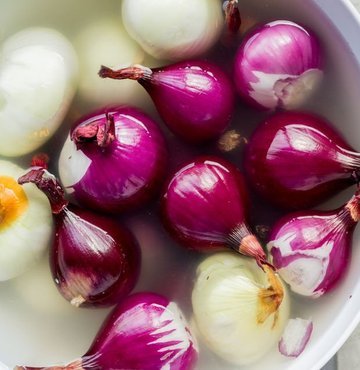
(234, 20, 323, 110)
(267, 192, 360, 297)
(245, 111, 360, 209)
(15, 292, 198, 370)
(58, 107, 166, 214)
(162, 156, 268, 266)
(98, 61, 234, 143)
(18, 167, 140, 307)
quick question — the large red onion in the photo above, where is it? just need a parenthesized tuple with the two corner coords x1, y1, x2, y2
(18, 167, 140, 308)
(16, 292, 198, 370)
(98, 61, 234, 143)
(58, 107, 166, 214)
(162, 156, 268, 266)
(245, 111, 360, 209)
(234, 20, 323, 110)
(267, 192, 360, 297)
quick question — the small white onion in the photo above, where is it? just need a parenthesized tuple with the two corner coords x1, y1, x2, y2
(122, 0, 224, 60)
(0, 27, 78, 157)
(74, 18, 149, 108)
(192, 252, 290, 365)
(0, 160, 53, 281)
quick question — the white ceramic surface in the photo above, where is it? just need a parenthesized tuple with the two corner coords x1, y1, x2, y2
(1, 1, 360, 369)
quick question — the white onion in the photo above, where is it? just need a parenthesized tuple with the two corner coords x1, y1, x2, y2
(74, 18, 149, 108)
(192, 252, 290, 365)
(0, 27, 78, 157)
(122, 0, 224, 60)
(0, 160, 53, 280)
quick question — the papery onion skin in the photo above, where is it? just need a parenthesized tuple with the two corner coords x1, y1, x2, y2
(122, 0, 224, 60)
(99, 61, 235, 143)
(58, 106, 167, 214)
(16, 292, 198, 370)
(0, 27, 78, 157)
(245, 111, 360, 210)
(18, 167, 141, 307)
(161, 156, 267, 265)
(234, 20, 323, 110)
(192, 252, 290, 365)
(0, 160, 52, 281)
(267, 193, 360, 297)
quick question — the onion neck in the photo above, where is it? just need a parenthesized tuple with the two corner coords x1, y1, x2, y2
(98, 64, 153, 82)
(228, 223, 271, 269)
(14, 359, 84, 370)
(224, 0, 241, 33)
(18, 167, 68, 215)
(257, 265, 284, 325)
(344, 191, 360, 223)
(72, 113, 116, 148)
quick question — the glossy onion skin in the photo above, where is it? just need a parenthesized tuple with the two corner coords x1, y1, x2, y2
(267, 206, 355, 297)
(245, 111, 360, 210)
(83, 292, 198, 370)
(162, 156, 250, 251)
(140, 61, 235, 143)
(59, 107, 166, 213)
(52, 204, 141, 307)
(234, 20, 322, 110)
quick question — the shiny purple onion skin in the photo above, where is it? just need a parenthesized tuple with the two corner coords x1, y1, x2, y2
(162, 156, 250, 251)
(245, 111, 360, 210)
(60, 107, 167, 214)
(99, 61, 235, 143)
(16, 293, 198, 370)
(234, 20, 322, 110)
(267, 196, 359, 297)
(52, 204, 141, 307)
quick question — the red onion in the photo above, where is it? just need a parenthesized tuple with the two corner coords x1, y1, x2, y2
(245, 111, 360, 209)
(18, 167, 140, 307)
(162, 156, 268, 266)
(15, 292, 198, 370)
(58, 107, 166, 214)
(267, 192, 360, 297)
(99, 61, 234, 143)
(234, 20, 323, 110)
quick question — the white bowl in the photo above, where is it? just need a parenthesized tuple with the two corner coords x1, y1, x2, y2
(1, 0, 360, 369)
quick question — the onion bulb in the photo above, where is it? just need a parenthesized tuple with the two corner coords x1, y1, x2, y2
(0, 28, 78, 157)
(16, 292, 198, 370)
(121, 0, 224, 60)
(192, 252, 290, 365)
(0, 160, 52, 281)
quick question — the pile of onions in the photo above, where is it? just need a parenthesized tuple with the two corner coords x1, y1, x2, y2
(121, 0, 224, 60)
(234, 20, 323, 110)
(161, 156, 267, 266)
(0, 27, 78, 157)
(58, 107, 166, 213)
(192, 252, 289, 365)
(99, 60, 235, 143)
(18, 166, 141, 307)
(267, 191, 360, 297)
(16, 292, 198, 370)
(245, 111, 360, 209)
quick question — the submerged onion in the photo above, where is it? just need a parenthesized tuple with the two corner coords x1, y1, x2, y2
(99, 61, 234, 143)
(267, 191, 360, 297)
(122, 0, 223, 60)
(234, 20, 323, 110)
(58, 107, 166, 213)
(192, 252, 289, 365)
(0, 27, 78, 157)
(162, 156, 268, 266)
(0, 160, 52, 281)
(16, 292, 198, 370)
(18, 167, 140, 307)
(245, 111, 360, 209)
